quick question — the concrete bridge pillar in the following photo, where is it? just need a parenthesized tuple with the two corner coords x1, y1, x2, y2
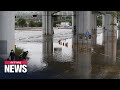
(42, 36, 53, 62)
(117, 26, 120, 49)
(42, 11, 54, 35)
(0, 11, 15, 59)
(72, 11, 76, 31)
(102, 15, 105, 45)
(72, 11, 78, 49)
(91, 13, 97, 46)
(76, 11, 92, 51)
(116, 15, 120, 49)
(72, 14, 74, 31)
(72, 37, 91, 79)
(104, 13, 117, 63)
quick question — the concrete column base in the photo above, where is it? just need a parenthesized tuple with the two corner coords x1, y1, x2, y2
(104, 14, 117, 62)
(0, 11, 15, 59)
(42, 36, 53, 62)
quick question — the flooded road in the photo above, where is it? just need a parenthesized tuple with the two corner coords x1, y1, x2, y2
(1, 28, 120, 79)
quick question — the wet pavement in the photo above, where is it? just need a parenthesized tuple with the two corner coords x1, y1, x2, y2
(1, 28, 120, 79)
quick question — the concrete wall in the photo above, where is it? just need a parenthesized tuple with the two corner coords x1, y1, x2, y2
(0, 11, 15, 59)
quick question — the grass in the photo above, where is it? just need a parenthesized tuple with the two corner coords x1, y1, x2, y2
(15, 47, 30, 60)
(15, 47, 24, 59)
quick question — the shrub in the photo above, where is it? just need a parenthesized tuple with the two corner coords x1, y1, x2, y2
(15, 47, 24, 57)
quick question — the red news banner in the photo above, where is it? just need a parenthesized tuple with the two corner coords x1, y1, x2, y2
(4, 61, 27, 73)
(5, 61, 27, 64)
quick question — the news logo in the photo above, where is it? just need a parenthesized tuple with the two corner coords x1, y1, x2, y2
(4, 60, 27, 73)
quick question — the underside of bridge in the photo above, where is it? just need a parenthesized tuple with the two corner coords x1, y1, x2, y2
(0, 11, 118, 63)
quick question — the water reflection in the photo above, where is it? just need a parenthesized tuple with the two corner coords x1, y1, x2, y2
(13, 29, 120, 79)
(72, 51, 92, 79)
(71, 35, 92, 79)
(42, 35, 53, 62)
(30, 34, 117, 79)
(91, 45, 117, 79)
(43, 35, 92, 79)
(41, 35, 73, 78)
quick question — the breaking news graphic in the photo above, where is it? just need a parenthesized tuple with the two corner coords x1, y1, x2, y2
(4, 61, 27, 73)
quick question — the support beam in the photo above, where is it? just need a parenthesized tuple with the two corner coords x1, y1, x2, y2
(0, 11, 15, 59)
(104, 14, 117, 63)
(92, 13, 97, 46)
(72, 35, 91, 79)
(72, 15, 74, 30)
(102, 15, 105, 45)
(42, 11, 53, 35)
(42, 36, 53, 62)
(76, 11, 92, 51)
(118, 29, 120, 39)
(72, 11, 77, 33)
(72, 12, 75, 31)
(117, 29, 120, 49)
(72, 11, 77, 48)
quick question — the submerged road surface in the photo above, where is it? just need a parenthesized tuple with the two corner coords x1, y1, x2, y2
(0, 28, 120, 79)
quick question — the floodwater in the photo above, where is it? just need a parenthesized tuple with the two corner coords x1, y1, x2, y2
(1, 28, 120, 79)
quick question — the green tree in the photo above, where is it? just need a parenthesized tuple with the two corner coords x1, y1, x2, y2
(29, 21, 36, 27)
(97, 15, 102, 27)
(17, 18, 27, 27)
(36, 22, 42, 27)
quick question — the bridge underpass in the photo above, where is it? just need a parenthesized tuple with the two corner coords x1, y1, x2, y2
(0, 11, 118, 61)
(0, 11, 120, 79)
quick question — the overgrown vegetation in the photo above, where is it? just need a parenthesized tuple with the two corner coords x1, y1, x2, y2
(15, 47, 24, 58)
(17, 18, 27, 27)
(97, 15, 102, 27)
(15, 15, 72, 27)
(16, 18, 42, 27)
(15, 47, 30, 60)
(29, 21, 36, 27)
